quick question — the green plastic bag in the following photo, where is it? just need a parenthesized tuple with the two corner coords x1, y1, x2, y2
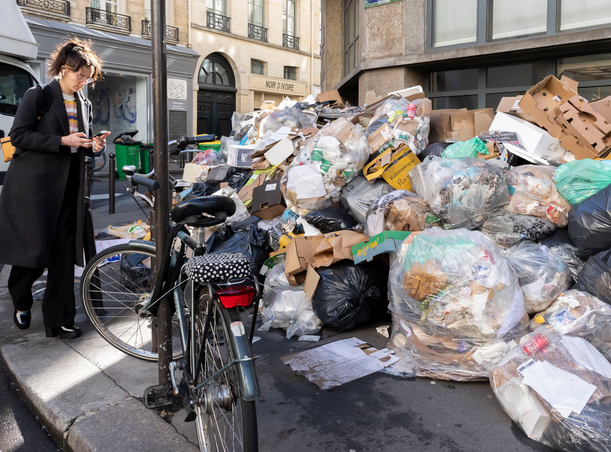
(556, 159, 611, 204)
(441, 137, 488, 159)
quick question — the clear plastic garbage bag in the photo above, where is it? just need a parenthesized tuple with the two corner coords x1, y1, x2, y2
(480, 209, 556, 248)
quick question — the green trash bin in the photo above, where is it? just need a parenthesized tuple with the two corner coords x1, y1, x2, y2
(138, 144, 154, 175)
(112, 131, 142, 180)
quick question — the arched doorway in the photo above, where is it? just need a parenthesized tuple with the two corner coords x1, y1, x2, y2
(197, 53, 236, 138)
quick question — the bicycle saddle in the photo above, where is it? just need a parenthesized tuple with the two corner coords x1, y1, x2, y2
(172, 196, 236, 227)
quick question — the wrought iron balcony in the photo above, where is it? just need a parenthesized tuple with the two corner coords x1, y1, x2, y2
(206, 11, 230, 33)
(86, 7, 131, 33)
(283, 33, 299, 50)
(141, 20, 180, 43)
(248, 23, 268, 43)
(16, 0, 70, 16)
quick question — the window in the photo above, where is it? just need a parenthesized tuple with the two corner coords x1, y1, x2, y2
(144, 0, 169, 21)
(430, 68, 479, 92)
(248, 0, 264, 26)
(283, 0, 297, 36)
(431, 0, 476, 48)
(489, 0, 547, 40)
(559, 0, 611, 32)
(251, 59, 265, 75)
(486, 61, 548, 88)
(284, 66, 298, 80)
(91, 0, 118, 13)
(208, 0, 227, 16)
(343, 0, 359, 77)
(558, 53, 611, 101)
(199, 58, 233, 86)
(0, 63, 36, 117)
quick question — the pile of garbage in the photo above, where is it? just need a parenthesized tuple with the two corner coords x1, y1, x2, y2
(174, 80, 611, 451)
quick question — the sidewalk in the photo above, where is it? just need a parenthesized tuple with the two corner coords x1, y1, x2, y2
(0, 194, 199, 452)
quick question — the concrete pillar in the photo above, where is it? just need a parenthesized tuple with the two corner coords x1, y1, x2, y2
(358, 66, 405, 105)
(321, 0, 343, 91)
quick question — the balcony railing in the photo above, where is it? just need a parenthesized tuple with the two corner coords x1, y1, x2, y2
(86, 7, 131, 33)
(248, 23, 268, 43)
(283, 33, 299, 50)
(16, 0, 70, 16)
(206, 11, 230, 33)
(141, 20, 180, 43)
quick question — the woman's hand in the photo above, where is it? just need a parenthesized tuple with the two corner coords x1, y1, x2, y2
(93, 131, 111, 154)
(61, 132, 93, 148)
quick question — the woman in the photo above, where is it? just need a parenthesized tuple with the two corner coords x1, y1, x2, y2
(0, 38, 111, 339)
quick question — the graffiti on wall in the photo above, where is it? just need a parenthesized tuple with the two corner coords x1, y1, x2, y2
(91, 88, 110, 127)
(114, 87, 137, 124)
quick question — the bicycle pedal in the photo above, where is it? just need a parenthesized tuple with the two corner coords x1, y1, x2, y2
(143, 384, 174, 409)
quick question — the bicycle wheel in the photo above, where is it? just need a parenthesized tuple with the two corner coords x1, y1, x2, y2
(192, 288, 258, 452)
(81, 244, 183, 361)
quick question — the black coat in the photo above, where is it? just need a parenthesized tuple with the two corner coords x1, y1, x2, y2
(0, 79, 94, 268)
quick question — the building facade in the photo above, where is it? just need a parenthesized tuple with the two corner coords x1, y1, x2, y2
(17, 0, 199, 149)
(190, 0, 322, 137)
(322, 0, 611, 108)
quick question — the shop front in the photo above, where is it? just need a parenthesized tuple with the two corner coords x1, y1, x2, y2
(23, 15, 199, 159)
(250, 73, 308, 109)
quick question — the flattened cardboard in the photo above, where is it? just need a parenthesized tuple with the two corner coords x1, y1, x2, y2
(237, 171, 267, 205)
(316, 89, 344, 107)
(182, 163, 208, 183)
(590, 96, 611, 122)
(449, 109, 495, 142)
(351, 231, 411, 264)
(251, 180, 286, 219)
(496, 96, 537, 124)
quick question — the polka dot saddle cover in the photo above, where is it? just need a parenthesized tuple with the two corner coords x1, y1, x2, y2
(185, 253, 251, 283)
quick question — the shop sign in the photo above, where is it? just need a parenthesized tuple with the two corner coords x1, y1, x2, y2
(170, 99, 188, 111)
(250, 74, 308, 97)
(364, 0, 402, 8)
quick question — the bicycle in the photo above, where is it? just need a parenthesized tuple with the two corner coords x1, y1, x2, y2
(80, 135, 260, 451)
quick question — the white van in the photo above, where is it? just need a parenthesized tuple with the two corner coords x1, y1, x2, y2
(0, 1, 40, 189)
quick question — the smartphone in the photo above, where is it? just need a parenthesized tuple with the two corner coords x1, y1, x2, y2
(93, 130, 108, 138)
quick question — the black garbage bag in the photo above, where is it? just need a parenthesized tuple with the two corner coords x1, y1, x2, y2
(303, 207, 358, 233)
(577, 249, 611, 304)
(568, 183, 611, 258)
(312, 261, 388, 332)
(120, 253, 152, 290)
(206, 216, 271, 275)
(419, 142, 451, 159)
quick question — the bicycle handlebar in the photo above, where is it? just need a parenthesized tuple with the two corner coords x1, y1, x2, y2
(129, 175, 160, 191)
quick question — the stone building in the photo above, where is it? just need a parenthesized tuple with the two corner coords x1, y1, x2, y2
(322, 0, 611, 107)
(15, 0, 320, 142)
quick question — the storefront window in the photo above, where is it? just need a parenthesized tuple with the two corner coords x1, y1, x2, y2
(557, 54, 611, 82)
(559, 0, 611, 32)
(487, 61, 547, 88)
(432, 95, 478, 110)
(430, 68, 478, 92)
(431, 0, 477, 48)
(489, 0, 547, 41)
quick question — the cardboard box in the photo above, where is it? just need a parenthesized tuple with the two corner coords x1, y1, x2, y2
(429, 109, 466, 143)
(316, 89, 344, 107)
(284, 231, 367, 286)
(251, 180, 286, 219)
(351, 231, 411, 264)
(227, 144, 256, 168)
(449, 108, 495, 142)
(489, 112, 562, 164)
(518, 75, 578, 137)
(589, 96, 611, 122)
(237, 171, 267, 206)
(496, 96, 537, 124)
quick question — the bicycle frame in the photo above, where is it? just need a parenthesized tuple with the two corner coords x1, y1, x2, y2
(120, 223, 261, 402)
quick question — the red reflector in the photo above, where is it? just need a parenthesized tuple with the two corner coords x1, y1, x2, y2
(217, 286, 256, 308)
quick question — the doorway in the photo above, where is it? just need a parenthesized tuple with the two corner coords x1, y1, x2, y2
(197, 53, 236, 138)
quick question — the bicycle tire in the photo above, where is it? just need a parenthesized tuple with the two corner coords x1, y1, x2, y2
(93, 152, 106, 172)
(192, 287, 258, 452)
(80, 243, 183, 361)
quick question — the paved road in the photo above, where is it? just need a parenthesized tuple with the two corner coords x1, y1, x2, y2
(0, 357, 61, 452)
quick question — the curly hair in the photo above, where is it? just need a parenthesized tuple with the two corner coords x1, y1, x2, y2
(48, 37, 103, 83)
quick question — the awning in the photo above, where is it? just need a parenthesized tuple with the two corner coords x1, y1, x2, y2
(1, 2, 38, 60)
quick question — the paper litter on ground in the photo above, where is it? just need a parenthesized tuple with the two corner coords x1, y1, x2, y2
(281, 337, 400, 390)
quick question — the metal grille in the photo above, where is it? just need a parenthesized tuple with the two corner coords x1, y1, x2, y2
(86, 7, 131, 32)
(16, 0, 70, 16)
(282, 33, 299, 50)
(206, 11, 230, 33)
(141, 20, 180, 43)
(248, 23, 268, 42)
